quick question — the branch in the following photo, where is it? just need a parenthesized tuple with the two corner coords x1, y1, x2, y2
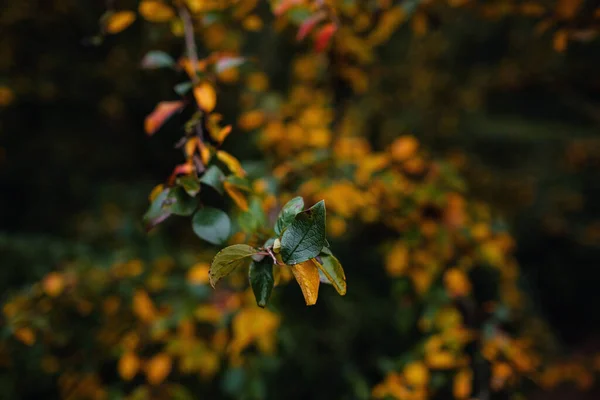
(177, 4, 205, 143)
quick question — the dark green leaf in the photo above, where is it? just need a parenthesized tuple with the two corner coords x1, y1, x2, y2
(192, 207, 231, 245)
(143, 189, 171, 230)
(200, 165, 225, 194)
(209, 244, 257, 287)
(167, 187, 197, 216)
(280, 200, 326, 265)
(176, 174, 201, 197)
(275, 196, 304, 236)
(249, 260, 274, 307)
(141, 50, 175, 69)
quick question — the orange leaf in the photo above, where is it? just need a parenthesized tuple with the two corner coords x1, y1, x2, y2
(118, 352, 140, 381)
(216, 150, 246, 177)
(555, 0, 582, 20)
(105, 11, 136, 34)
(194, 82, 217, 112)
(224, 181, 249, 211)
(145, 353, 172, 385)
(139, 1, 175, 22)
(132, 290, 157, 323)
(144, 101, 184, 135)
(291, 260, 320, 306)
(553, 29, 568, 52)
(314, 23, 336, 53)
(296, 11, 326, 41)
(198, 141, 212, 165)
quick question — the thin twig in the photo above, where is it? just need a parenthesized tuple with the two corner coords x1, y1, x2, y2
(177, 4, 205, 143)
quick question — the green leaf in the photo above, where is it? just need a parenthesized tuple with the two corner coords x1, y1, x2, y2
(237, 197, 268, 234)
(315, 254, 346, 296)
(199, 165, 225, 194)
(192, 207, 231, 245)
(280, 200, 326, 265)
(141, 50, 175, 69)
(143, 189, 171, 230)
(274, 196, 304, 236)
(249, 260, 274, 307)
(167, 187, 197, 216)
(174, 81, 194, 96)
(225, 175, 252, 192)
(176, 174, 201, 197)
(210, 244, 257, 287)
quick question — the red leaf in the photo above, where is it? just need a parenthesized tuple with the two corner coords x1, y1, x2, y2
(296, 12, 326, 42)
(314, 23, 337, 53)
(144, 101, 184, 136)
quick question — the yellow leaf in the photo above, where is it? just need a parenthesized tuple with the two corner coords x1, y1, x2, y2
(197, 141, 212, 165)
(132, 290, 157, 323)
(194, 82, 217, 112)
(291, 260, 320, 306)
(43, 272, 65, 297)
(238, 110, 266, 131)
(385, 243, 409, 277)
(224, 181, 249, 211)
(139, 1, 175, 22)
(105, 11, 136, 34)
(216, 150, 246, 177)
(145, 353, 172, 385)
(390, 135, 419, 162)
(367, 6, 406, 46)
(444, 268, 471, 297)
(118, 352, 140, 381)
(404, 361, 429, 387)
(14, 327, 35, 346)
(187, 263, 210, 285)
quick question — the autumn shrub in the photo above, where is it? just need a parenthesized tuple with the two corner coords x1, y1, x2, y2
(2, 1, 600, 399)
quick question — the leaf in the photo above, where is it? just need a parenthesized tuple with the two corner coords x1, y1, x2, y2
(141, 50, 175, 69)
(275, 196, 304, 236)
(199, 165, 226, 194)
(249, 260, 275, 307)
(214, 57, 246, 74)
(314, 23, 336, 53)
(314, 254, 346, 295)
(143, 188, 172, 230)
(174, 81, 194, 96)
(194, 82, 217, 112)
(280, 200, 326, 265)
(139, 1, 175, 22)
(192, 207, 231, 245)
(176, 174, 201, 197)
(166, 187, 197, 216)
(104, 11, 136, 34)
(224, 181, 249, 211)
(216, 150, 246, 177)
(273, 0, 303, 16)
(296, 11, 326, 41)
(291, 260, 320, 305)
(145, 101, 184, 135)
(209, 244, 257, 287)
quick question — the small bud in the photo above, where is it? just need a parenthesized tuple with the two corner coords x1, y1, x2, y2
(273, 238, 281, 253)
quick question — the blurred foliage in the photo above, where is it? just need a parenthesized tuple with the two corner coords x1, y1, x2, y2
(1, 0, 600, 399)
